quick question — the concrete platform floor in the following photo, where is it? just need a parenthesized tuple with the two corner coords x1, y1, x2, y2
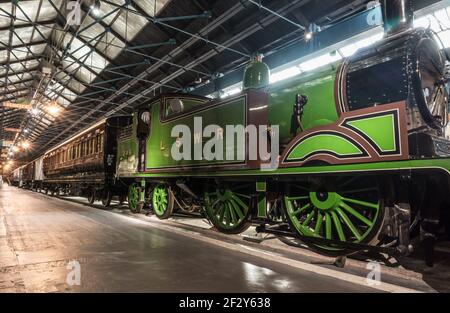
(0, 183, 388, 293)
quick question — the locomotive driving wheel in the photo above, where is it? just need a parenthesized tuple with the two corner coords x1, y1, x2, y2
(128, 184, 143, 213)
(283, 176, 384, 256)
(204, 185, 252, 234)
(152, 185, 174, 219)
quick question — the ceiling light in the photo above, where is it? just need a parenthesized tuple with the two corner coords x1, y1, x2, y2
(21, 141, 31, 149)
(24, 128, 29, 133)
(46, 104, 62, 116)
(90, 0, 101, 17)
(11, 146, 19, 153)
(30, 108, 40, 115)
(305, 31, 313, 41)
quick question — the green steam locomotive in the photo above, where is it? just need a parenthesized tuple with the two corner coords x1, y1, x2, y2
(12, 0, 450, 259)
(114, 2, 450, 257)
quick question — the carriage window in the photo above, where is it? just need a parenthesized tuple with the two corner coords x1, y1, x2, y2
(94, 137, 98, 153)
(92, 138, 96, 154)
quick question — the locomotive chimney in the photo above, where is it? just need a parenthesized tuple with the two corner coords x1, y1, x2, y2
(380, 0, 414, 35)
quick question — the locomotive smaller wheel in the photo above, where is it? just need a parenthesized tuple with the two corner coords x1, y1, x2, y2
(204, 187, 252, 234)
(283, 176, 384, 256)
(102, 189, 112, 208)
(152, 185, 174, 219)
(88, 188, 96, 204)
(128, 184, 143, 213)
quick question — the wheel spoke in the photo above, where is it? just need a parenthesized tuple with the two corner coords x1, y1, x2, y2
(314, 212, 323, 235)
(230, 194, 249, 213)
(341, 197, 379, 209)
(223, 207, 231, 226)
(336, 207, 362, 241)
(234, 192, 251, 199)
(302, 210, 315, 227)
(228, 202, 238, 224)
(339, 201, 373, 226)
(229, 198, 244, 220)
(325, 213, 332, 239)
(292, 203, 311, 216)
(286, 196, 310, 201)
(217, 203, 226, 221)
(331, 211, 346, 241)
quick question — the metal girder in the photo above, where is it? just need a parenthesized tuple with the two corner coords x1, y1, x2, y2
(0, 19, 54, 32)
(0, 91, 29, 102)
(194, 2, 388, 96)
(108, 0, 313, 115)
(0, 67, 38, 80)
(0, 56, 42, 67)
(29, 0, 252, 155)
(0, 40, 47, 52)
(0, 77, 34, 88)
(0, 86, 30, 97)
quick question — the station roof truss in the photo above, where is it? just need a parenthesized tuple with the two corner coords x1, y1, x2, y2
(0, 0, 391, 164)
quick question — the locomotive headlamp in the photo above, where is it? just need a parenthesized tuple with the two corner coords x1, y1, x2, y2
(140, 111, 151, 124)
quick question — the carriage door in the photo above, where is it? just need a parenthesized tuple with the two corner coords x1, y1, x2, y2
(137, 109, 151, 172)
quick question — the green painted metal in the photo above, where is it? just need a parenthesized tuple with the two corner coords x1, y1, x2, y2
(256, 181, 266, 192)
(152, 185, 169, 217)
(140, 179, 146, 202)
(204, 188, 250, 232)
(284, 186, 381, 252)
(287, 134, 363, 161)
(346, 114, 396, 152)
(128, 184, 139, 211)
(257, 194, 267, 218)
(256, 181, 267, 218)
(122, 158, 450, 178)
(268, 66, 340, 142)
(145, 96, 247, 169)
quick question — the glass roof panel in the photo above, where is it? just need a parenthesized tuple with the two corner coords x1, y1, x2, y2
(134, 0, 171, 17)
